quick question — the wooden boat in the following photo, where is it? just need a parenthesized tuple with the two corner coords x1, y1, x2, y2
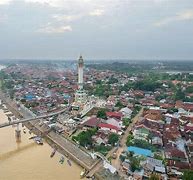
(50, 149, 56, 158)
(59, 156, 64, 164)
(67, 159, 72, 166)
(29, 135, 38, 140)
(80, 169, 87, 178)
(34, 137, 43, 145)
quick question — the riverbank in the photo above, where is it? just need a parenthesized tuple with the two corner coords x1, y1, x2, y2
(0, 109, 83, 180)
(0, 93, 121, 180)
(0, 95, 101, 178)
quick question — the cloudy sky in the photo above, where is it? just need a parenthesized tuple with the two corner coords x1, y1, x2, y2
(0, 0, 193, 60)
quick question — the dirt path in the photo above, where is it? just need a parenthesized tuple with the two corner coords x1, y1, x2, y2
(111, 108, 144, 172)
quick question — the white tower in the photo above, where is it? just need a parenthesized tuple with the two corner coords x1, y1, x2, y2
(74, 55, 87, 103)
(78, 55, 84, 90)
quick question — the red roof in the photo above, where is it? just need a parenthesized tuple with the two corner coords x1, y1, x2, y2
(98, 123, 120, 131)
(184, 125, 193, 132)
(82, 117, 101, 127)
(184, 103, 193, 111)
(167, 160, 189, 170)
(106, 112, 123, 119)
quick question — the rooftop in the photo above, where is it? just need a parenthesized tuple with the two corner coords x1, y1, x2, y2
(127, 146, 153, 157)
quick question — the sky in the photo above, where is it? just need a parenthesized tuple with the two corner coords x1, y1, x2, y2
(0, 0, 193, 60)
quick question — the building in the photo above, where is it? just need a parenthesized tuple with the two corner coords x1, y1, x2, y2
(78, 55, 84, 90)
(74, 55, 87, 103)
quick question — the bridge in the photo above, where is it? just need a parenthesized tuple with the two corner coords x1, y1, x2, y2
(0, 108, 67, 128)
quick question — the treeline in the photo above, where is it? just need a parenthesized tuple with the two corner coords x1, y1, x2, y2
(120, 79, 162, 92)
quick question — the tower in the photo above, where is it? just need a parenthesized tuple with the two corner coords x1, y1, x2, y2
(74, 55, 87, 103)
(78, 55, 84, 90)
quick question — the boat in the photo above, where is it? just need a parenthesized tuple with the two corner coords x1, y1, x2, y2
(34, 137, 43, 145)
(80, 169, 87, 178)
(59, 156, 64, 164)
(23, 129, 26, 134)
(67, 159, 72, 166)
(50, 149, 56, 158)
(29, 135, 38, 140)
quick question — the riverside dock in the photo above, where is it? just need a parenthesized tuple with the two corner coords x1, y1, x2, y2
(0, 92, 108, 179)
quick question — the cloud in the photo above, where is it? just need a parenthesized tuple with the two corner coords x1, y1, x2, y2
(0, 0, 12, 5)
(0, 14, 8, 22)
(52, 14, 81, 22)
(37, 24, 72, 34)
(89, 9, 105, 16)
(24, 0, 94, 8)
(154, 9, 193, 27)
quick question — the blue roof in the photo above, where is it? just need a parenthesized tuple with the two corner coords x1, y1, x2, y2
(25, 94, 35, 100)
(127, 146, 152, 157)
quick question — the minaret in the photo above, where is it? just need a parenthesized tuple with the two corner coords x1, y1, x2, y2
(74, 55, 87, 104)
(78, 55, 84, 90)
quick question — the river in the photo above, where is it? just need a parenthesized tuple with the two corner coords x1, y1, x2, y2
(0, 108, 82, 180)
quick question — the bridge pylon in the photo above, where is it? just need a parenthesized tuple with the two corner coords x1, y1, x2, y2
(15, 124, 21, 142)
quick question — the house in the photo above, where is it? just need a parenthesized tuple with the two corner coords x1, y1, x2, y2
(133, 128, 149, 141)
(143, 109, 163, 122)
(183, 103, 193, 112)
(106, 118, 123, 129)
(167, 160, 190, 172)
(165, 148, 186, 161)
(120, 107, 133, 118)
(145, 157, 166, 174)
(92, 131, 109, 145)
(152, 136, 163, 147)
(127, 146, 153, 157)
(106, 112, 123, 120)
(140, 99, 157, 106)
(122, 161, 130, 172)
(82, 117, 101, 128)
(133, 169, 144, 180)
(98, 123, 121, 134)
(187, 143, 193, 158)
(135, 119, 163, 132)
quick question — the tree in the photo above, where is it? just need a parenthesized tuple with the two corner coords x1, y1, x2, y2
(149, 173, 160, 180)
(183, 170, 193, 180)
(186, 86, 193, 93)
(130, 156, 141, 172)
(115, 101, 125, 109)
(123, 118, 130, 127)
(174, 89, 185, 101)
(97, 109, 107, 119)
(126, 134, 134, 146)
(20, 99, 26, 103)
(72, 128, 97, 147)
(108, 76, 118, 84)
(108, 133, 119, 146)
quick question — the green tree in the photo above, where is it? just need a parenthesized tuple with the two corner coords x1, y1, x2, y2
(186, 86, 193, 93)
(97, 109, 107, 119)
(149, 173, 160, 180)
(115, 101, 125, 109)
(108, 133, 119, 146)
(108, 76, 118, 84)
(72, 128, 97, 147)
(174, 89, 185, 101)
(126, 134, 134, 146)
(183, 170, 193, 180)
(130, 156, 141, 172)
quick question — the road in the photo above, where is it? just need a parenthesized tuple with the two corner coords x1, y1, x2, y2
(110, 108, 144, 173)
